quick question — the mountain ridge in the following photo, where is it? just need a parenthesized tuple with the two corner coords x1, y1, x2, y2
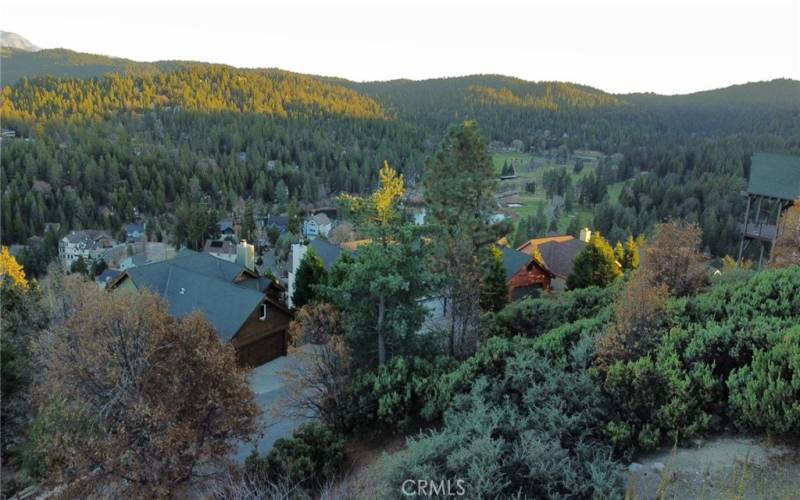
(0, 31, 39, 52)
(2, 45, 798, 109)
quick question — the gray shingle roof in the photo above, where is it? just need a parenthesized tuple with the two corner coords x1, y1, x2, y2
(501, 247, 532, 282)
(309, 238, 346, 269)
(538, 239, 587, 278)
(123, 251, 264, 341)
(747, 152, 800, 201)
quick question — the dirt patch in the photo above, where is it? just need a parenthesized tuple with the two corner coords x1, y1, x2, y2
(627, 434, 800, 499)
(340, 434, 407, 499)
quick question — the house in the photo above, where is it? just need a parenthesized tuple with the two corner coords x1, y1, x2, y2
(108, 251, 292, 367)
(96, 268, 121, 289)
(517, 229, 591, 290)
(218, 219, 237, 238)
(267, 215, 290, 235)
(59, 230, 116, 272)
(204, 239, 238, 263)
(502, 246, 554, 300)
(125, 223, 146, 243)
(303, 213, 332, 240)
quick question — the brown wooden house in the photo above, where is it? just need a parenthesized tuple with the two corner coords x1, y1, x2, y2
(501, 246, 554, 300)
(108, 250, 292, 367)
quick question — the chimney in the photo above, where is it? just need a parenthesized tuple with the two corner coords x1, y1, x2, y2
(237, 240, 256, 272)
(579, 228, 592, 243)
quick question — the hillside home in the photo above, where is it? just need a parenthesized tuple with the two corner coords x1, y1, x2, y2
(502, 246, 554, 299)
(218, 219, 237, 238)
(204, 239, 238, 262)
(125, 222, 146, 243)
(59, 230, 116, 272)
(303, 213, 333, 240)
(108, 251, 292, 367)
(517, 229, 592, 290)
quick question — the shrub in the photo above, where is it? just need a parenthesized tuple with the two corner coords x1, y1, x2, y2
(384, 349, 624, 499)
(245, 422, 345, 493)
(488, 286, 613, 339)
(602, 267, 800, 453)
(345, 356, 454, 433)
(596, 270, 669, 368)
(727, 326, 800, 434)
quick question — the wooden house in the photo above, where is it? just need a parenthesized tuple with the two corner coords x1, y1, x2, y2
(108, 250, 292, 367)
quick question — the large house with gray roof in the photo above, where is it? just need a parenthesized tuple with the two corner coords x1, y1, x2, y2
(108, 250, 292, 366)
(59, 230, 116, 272)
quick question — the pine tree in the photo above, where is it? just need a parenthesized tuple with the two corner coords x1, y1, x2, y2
(566, 232, 621, 289)
(424, 121, 499, 357)
(328, 162, 427, 366)
(480, 244, 508, 312)
(292, 249, 327, 310)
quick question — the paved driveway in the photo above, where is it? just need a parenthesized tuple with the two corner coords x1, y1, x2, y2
(232, 346, 318, 463)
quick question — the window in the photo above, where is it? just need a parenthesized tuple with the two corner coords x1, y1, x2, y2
(259, 303, 268, 320)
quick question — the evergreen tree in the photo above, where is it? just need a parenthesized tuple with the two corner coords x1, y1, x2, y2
(291, 249, 327, 310)
(329, 162, 427, 366)
(566, 232, 621, 289)
(480, 244, 508, 312)
(425, 121, 498, 357)
(70, 256, 89, 276)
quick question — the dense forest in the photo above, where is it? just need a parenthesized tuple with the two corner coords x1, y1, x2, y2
(1, 47, 799, 262)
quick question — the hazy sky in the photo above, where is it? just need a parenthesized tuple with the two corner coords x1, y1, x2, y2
(2, 0, 799, 94)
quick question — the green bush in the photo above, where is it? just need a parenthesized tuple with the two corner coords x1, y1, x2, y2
(244, 422, 345, 492)
(602, 267, 800, 453)
(345, 356, 454, 433)
(384, 348, 624, 499)
(487, 286, 614, 339)
(728, 326, 800, 434)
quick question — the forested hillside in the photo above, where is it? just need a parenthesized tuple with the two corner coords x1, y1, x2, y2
(1, 47, 799, 261)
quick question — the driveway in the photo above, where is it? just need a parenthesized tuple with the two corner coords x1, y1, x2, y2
(232, 346, 318, 463)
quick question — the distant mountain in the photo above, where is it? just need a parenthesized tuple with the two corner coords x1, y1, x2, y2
(340, 75, 626, 112)
(2, 43, 798, 113)
(0, 31, 39, 52)
(0, 47, 201, 85)
(622, 79, 800, 108)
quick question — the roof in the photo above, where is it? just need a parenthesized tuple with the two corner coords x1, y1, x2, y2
(310, 213, 332, 226)
(537, 239, 587, 278)
(747, 152, 800, 201)
(119, 251, 266, 341)
(257, 249, 280, 277)
(125, 223, 145, 233)
(268, 215, 289, 231)
(96, 268, 121, 284)
(204, 239, 237, 256)
(309, 238, 346, 269)
(218, 220, 235, 233)
(63, 230, 115, 250)
(501, 247, 532, 282)
(517, 235, 575, 255)
(122, 254, 150, 267)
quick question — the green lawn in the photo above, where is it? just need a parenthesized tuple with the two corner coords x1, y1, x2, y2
(491, 152, 625, 235)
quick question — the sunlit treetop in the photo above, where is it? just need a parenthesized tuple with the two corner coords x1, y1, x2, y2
(0, 246, 28, 290)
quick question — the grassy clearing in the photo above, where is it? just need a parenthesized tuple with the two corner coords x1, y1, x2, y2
(492, 152, 610, 231)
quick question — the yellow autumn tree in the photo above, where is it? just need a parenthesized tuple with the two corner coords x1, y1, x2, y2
(371, 160, 404, 226)
(0, 246, 28, 290)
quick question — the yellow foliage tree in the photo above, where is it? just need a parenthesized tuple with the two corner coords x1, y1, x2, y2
(0, 246, 28, 290)
(371, 160, 405, 227)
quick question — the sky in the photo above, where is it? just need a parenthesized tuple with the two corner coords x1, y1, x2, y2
(2, 0, 799, 94)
